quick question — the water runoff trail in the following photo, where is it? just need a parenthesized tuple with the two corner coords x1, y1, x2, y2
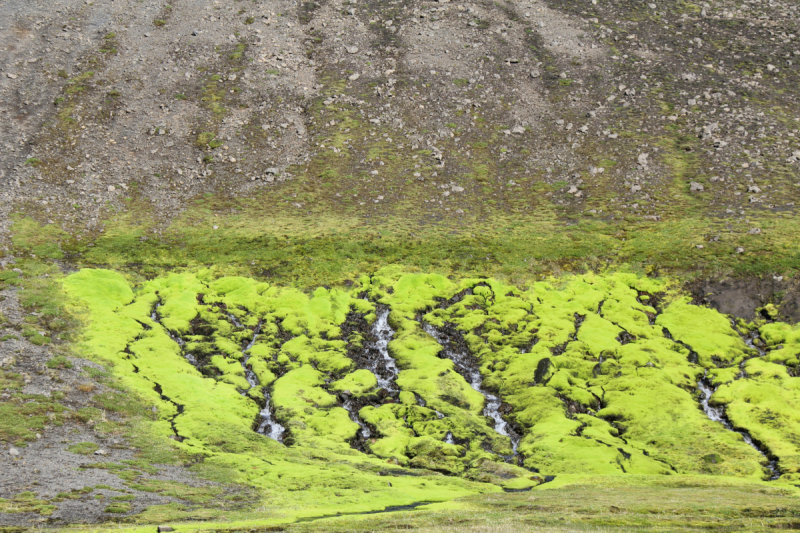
(342, 306, 401, 439)
(421, 322, 522, 461)
(151, 303, 198, 365)
(225, 312, 286, 442)
(698, 370, 780, 479)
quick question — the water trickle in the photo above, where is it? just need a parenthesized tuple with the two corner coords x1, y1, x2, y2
(698, 372, 780, 480)
(336, 307, 399, 440)
(343, 398, 371, 439)
(151, 303, 197, 364)
(444, 431, 455, 445)
(257, 395, 286, 443)
(223, 313, 286, 443)
(730, 319, 768, 379)
(367, 307, 400, 392)
(235, 318, 261, 392)
(422, 323, 521, 458)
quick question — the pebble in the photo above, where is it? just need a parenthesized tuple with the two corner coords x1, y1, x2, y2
(8, 447, 19, 456)
(345, 45, 359, 54)
(349, 72, 360, 81)
(107, 185, 116, 192)
(690, 182, 704, 192)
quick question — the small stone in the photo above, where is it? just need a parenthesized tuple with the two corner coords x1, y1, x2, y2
(511, 125, 525, 134)
(265, 168, 279, 175)
(689, 182, 704, 192)
(7, 73, 18, 79)
(530, 70, 541, 78)
(747, 185, 762, 193)
(735, 247, 745, 254)
(748, 228, 762, 235)
(107, 185, 116, 192)
(637, 153, 649, 168)
(348, 72, 360, 81)
(94, 449, 109, 456)
(213, 225, 219, 230)
(157, 527, 174, 533)
(8, 448, 19, 456)
(696, 244, 704, 249)
(345, 45, 359, 54)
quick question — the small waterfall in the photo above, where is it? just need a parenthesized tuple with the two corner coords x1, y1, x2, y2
(224, 313, 286, 443)
(343, 398, 371, 439)
(337, 306, 398, 441)
(368, 308, 400, 392)
(236, 318, 261, 392)
(257, 394, 286, 443)
(422, 323, 521, 457)
(698, 372, 779, 479)
(444, 431, 455, 445)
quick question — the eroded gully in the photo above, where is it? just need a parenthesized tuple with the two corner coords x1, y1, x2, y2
(223, 311, 286, 443)
(421, 322, 522, 461)
(697, 372, 779, 479)
(342, 305, 400, 440)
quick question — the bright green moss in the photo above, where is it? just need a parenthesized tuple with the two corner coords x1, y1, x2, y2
(60, 267, 800, 524)
(330, 369, 378, 396)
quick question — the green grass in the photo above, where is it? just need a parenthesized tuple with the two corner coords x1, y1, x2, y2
(0, 371, 67, 446)
(59, 477, 800, 532)
(46, 356, 73, 369)
(67, 441, 100, 455)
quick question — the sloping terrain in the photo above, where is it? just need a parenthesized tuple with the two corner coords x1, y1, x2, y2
(2, 0, 800, 530)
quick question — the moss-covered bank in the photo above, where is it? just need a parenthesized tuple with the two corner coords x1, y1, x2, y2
(56, 266, 800, 525)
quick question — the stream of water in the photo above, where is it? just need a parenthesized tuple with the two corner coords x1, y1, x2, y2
(370, 308, 400, 391)
(224, 313, 286, 442)
(698, 371, 779, 479)
(151, 303, 197, 364)
(422, 323, 520, 457)
(342, 307, 400, 440)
